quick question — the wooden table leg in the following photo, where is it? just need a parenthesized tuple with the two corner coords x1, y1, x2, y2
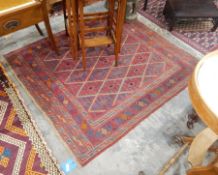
(187, 110, 199, 129)
(143, 0, 148, 11)
(35, 24, 44, 36)
(42, 0, 59, 54)
(62, 0, 68, 35)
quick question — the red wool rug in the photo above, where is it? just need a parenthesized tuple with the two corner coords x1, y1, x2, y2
(0, 67, 61, 174)
(5, 21, 197, 165)
(137, 0, 218, 54)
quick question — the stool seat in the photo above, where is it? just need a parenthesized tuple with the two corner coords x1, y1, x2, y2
(0, 0, 35, 12)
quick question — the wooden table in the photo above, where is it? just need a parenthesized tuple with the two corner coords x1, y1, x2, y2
(187, 50, 218, 174)
(0, 0, 58, 52)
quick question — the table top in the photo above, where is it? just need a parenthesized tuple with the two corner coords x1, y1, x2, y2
(0, 0, 35, 12)
(196, 51, 218, 117)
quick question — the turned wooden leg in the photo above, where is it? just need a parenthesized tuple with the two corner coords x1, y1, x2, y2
(66, 0, 78, 60)
(143, 0, 148, 11)
(35, 24, 44, 36)
(114, 44, 119, 67)
(78, 0, 87, 70)
(41, 0, 58, 54)
(62, 0, 68, 36)
(114, 0, 126, 66)
(187, 110, 199, 129)
(81, 48, 87, 70)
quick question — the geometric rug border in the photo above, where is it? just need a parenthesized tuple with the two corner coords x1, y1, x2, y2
(0, 133, 26, 175)
(0, 64, 62, 174)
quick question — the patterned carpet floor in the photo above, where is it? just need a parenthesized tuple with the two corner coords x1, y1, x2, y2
(137, 0, 218, 54)
(5, 21, 197, 165)
(0, 67, 61, 174)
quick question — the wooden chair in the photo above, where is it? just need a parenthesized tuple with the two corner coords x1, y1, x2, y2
(185, 50, 218, 175)
(0, 0, 58, 53)
(66, 0, 127, 70)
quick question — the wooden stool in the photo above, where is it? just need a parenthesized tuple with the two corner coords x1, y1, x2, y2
(66, 0, 127, 70)
(186, 50, 218, 175)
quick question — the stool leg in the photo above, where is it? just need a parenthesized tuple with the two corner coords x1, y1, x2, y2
(66, 0, 78, 60)
(114, 0, 127, 64)
(107, 0, 115, 38)
(115, 44, 119, 66)
(113, 0, 126, 66)
(81, 48, 87, 70)
(78, 0, 86, 70)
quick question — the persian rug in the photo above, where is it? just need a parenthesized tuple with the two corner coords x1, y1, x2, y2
(4, 21, 197, 165)
(0, 67, 61, 174)
(137, 0, 218, 54)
